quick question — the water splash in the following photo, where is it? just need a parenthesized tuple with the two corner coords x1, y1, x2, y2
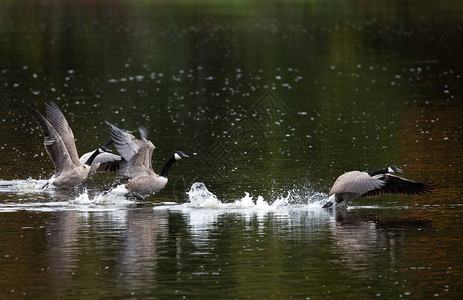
(1, 179, 329, 212)
(70, 185, 135, 206)
(156, 183, 333, 247)
(186, 182, 221, 208)
(156, 182, 327, 211)
(0, 180, 135, 211)
(0, 178, 52, 193)
(184, 182, 285, 210)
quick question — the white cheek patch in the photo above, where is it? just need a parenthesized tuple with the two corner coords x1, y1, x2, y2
(174, 153, 181, 160)
(388, 167, 393, 173)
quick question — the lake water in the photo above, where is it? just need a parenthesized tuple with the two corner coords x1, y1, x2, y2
(1, 0, 462, 298)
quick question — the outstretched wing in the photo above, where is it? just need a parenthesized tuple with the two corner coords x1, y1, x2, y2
(138, 126, 148, 141)
(329, 171, 385, 196)
(28, 105, 74, 175)
(138, 126, 155, 174)
(107, 122, 141, 162)
(45, 102, 80, 165)
(361, 174, 435, 198)
(107, 122, 154, 178)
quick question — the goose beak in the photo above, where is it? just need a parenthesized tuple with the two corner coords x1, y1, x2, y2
(389, 165, 403, 173)
(176, 151, 189, 158)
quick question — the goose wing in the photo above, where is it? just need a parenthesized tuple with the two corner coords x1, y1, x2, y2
(139, 126, 156, 175)
(126, 141, 155, 177)
(361, 174, 435, 198)
(107, 122, 141, 162)
(329, 171, 385, 196)
(143, 138, 155, 176)
(28, 105, 74, 174)
(45, 102, 80, 165)
(107, 122, 153, 178)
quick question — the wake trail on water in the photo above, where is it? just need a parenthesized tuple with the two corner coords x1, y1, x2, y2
(0, 178, 52, 193)
(0, 179, 136, 211)
(155, 182, 328, 212)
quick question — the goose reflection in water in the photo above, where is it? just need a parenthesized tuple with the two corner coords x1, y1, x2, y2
(116, 209, 169, 285)
(329, 210, 433, 269)
(46, 208, 169, 290)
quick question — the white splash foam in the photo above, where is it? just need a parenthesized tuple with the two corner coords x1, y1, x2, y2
(0, 179, 136, 211)
(0, 178, 53, 193)
(70, 185, 135, 206)
(72, 191, 92, 204)
(93, 185, 135, 205)
(184, 182, 274, 210)
(186, 182, 221, 208)
(155, 182, 326, 212)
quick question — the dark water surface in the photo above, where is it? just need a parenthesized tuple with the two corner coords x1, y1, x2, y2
(1, 0, 462, 298)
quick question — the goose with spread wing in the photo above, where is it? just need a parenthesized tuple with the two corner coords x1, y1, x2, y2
(27, 102, 120, 188)
(107, 122, 188, 199)
(322, 165, 435, 208)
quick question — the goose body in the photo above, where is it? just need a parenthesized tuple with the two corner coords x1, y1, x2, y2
(51, 162, 95, 187)
(323, 166, 434, 208)
(125, 174, 168, 197)
(107, 122, 188, 198)
(28, 102, 114, 188)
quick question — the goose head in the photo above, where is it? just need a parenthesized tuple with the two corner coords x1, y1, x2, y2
(159, 151, 189, 178)
(174, 151, 189, 160)
(388, 165, 403, 173)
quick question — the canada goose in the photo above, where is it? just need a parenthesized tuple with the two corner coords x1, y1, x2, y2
(27, 102, 116, 188)
(107, 122, 188, 199)
(322, 165, 435, 208)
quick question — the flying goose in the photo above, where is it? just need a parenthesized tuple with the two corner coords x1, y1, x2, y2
(322, 165, 435, 208)
(27, 102, 118, 188)
(107, 122, 188, 199)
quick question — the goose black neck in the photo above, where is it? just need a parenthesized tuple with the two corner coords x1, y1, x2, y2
(160, 155, 176, 178)
(367, 168, 389, 177)
(84, 149, 100, 166)
(103, 138, 114, 148)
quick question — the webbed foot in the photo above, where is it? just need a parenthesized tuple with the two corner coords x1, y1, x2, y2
(322, 201, 334, 208)
(124, 192, 145, 202)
